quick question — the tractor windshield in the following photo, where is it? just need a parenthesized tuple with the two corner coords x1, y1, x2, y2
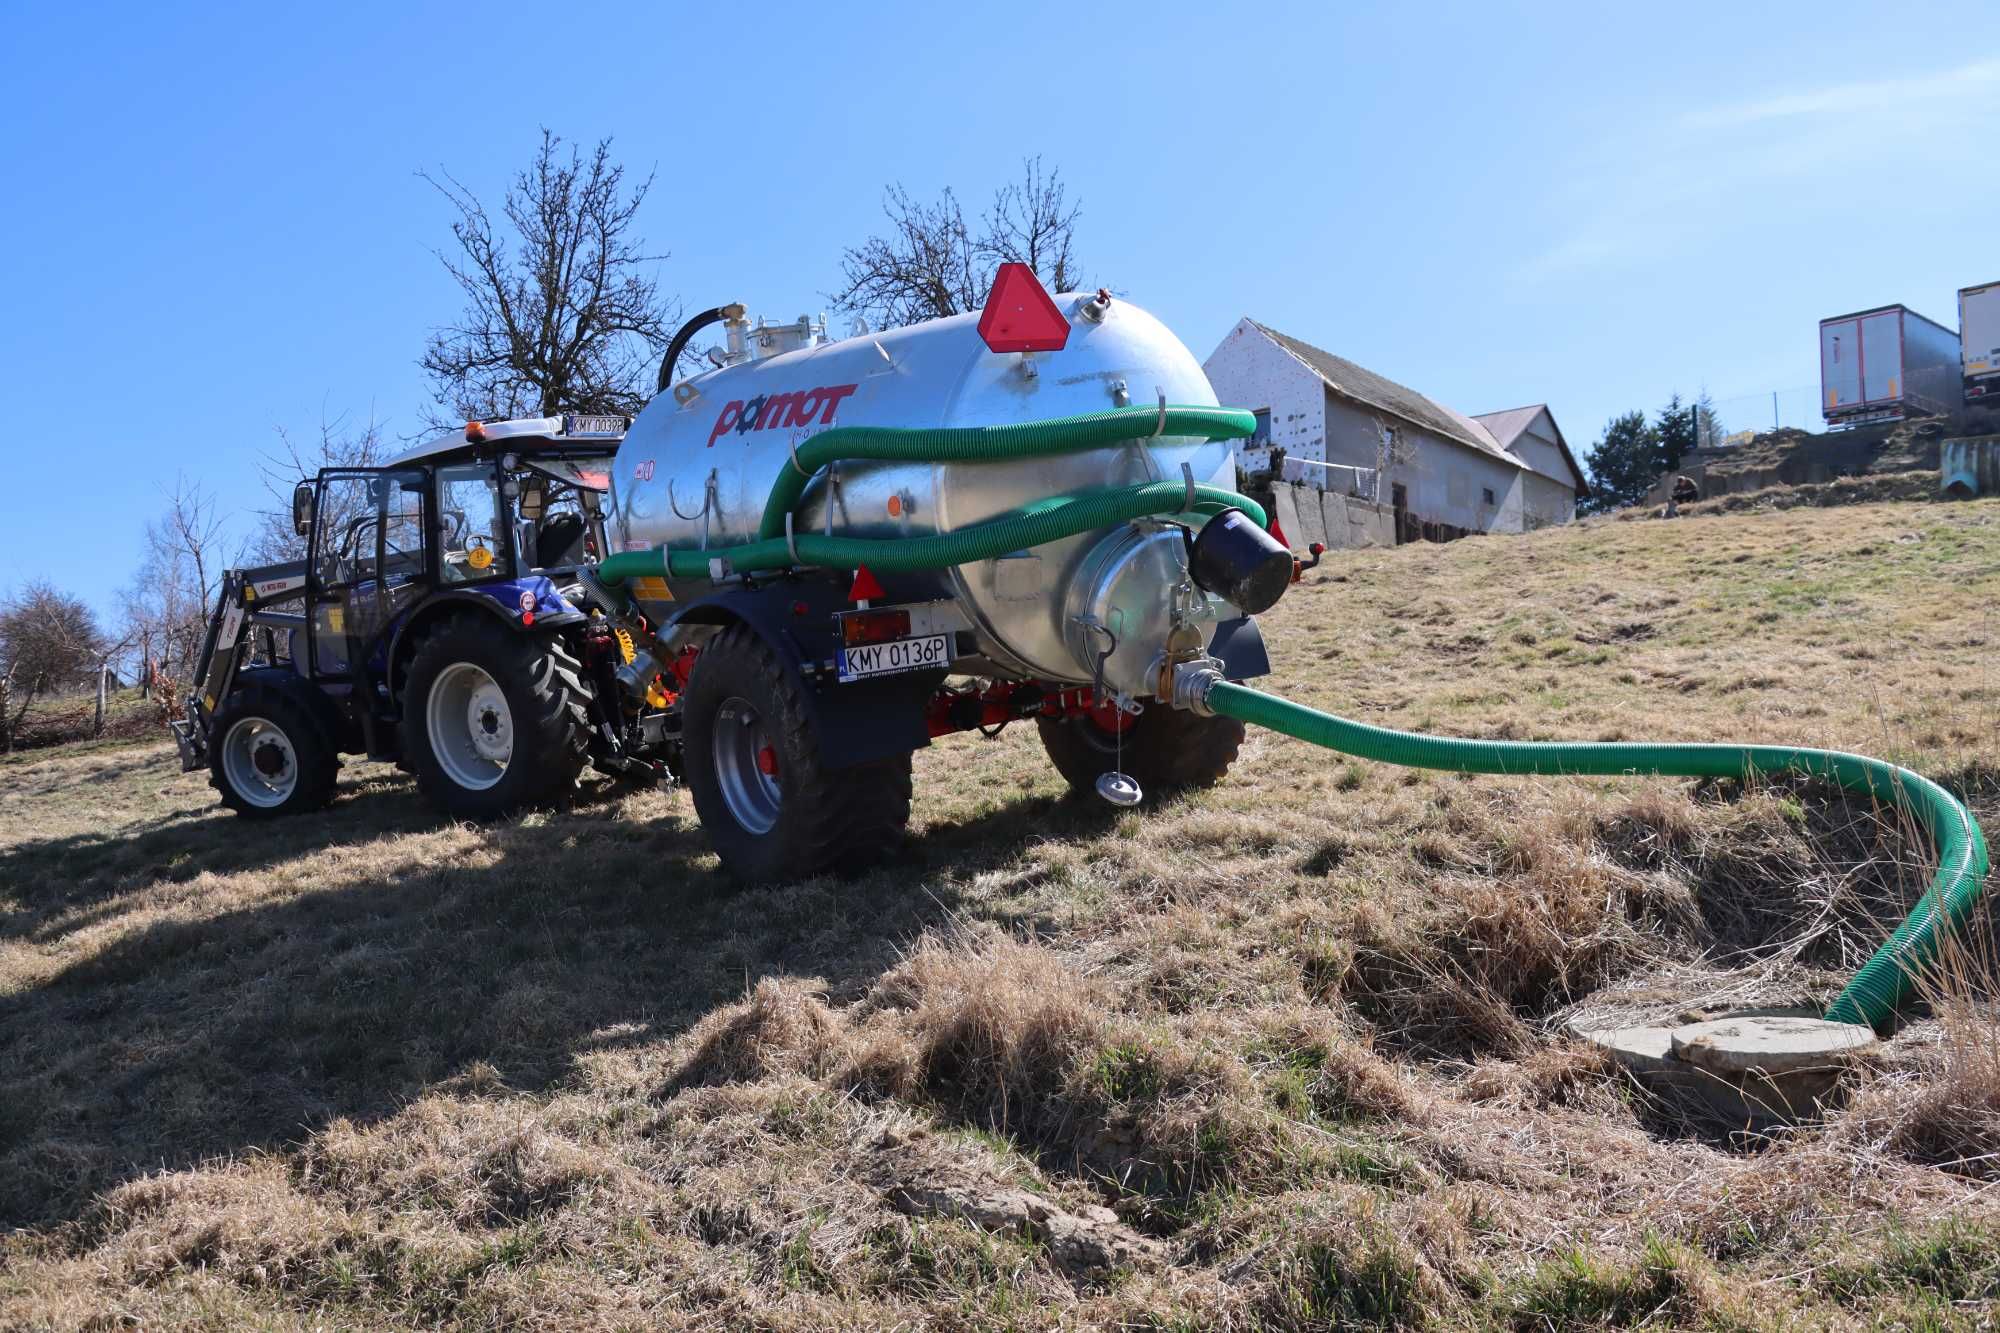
(437, 463, 513, 583)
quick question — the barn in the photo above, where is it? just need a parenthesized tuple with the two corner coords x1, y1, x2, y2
(1203, 318, 1588, 535)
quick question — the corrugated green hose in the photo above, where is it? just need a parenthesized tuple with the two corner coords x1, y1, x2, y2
(598, 480, 1264, 584)
(752, 404, 1259, 542)
(1202, 681, 1989, 1035)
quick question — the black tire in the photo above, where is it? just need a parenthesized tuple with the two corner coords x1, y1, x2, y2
(209, 681, 339, 818)
(1037, 703, 1245, 799)
(403, 615, 592, 819)
(681, 624, 913, 883)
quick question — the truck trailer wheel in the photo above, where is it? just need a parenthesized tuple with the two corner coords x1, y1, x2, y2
(1037, 702, 1244, 799)
(681, 625, 913, 883)
(404, 616, 592, 819)
(210, 683, 339, 818)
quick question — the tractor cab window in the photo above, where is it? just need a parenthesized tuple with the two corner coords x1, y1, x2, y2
(437, 463, 514, 584)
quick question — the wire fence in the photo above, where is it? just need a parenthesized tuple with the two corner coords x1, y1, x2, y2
(1694, 384, 1825, 449)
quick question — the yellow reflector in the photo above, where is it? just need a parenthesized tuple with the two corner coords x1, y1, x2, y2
(631, 576, 674, 602)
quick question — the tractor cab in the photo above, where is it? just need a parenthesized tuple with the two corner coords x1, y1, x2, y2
(175, 413, 628, 793)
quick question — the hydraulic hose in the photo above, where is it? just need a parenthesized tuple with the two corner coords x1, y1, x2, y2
(753, 404, 1259, 542)
(1198, 681, 1988, 1036)
(657, 305, 740, 394)
(598, 480, 1264, 584)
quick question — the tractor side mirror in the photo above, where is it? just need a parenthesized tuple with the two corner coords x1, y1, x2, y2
(518, 478, 546, 520)
(292, 482, 315, 536)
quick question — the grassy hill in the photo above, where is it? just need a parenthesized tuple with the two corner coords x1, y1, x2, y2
(4, 496, 2000, 1329)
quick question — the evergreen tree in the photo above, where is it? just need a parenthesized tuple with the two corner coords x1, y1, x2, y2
(1578, 411, 1660, 515)
(1655, 393, 1697, 472)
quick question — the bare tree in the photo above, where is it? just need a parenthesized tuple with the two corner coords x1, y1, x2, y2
(0, 581, 107, 751)
(834, 156, 1084, 329)
(421, 130, 678, 423)
(122, 475, 228, 701)
(248, 412, 390, 565)
(1370, 417, 1419, 505)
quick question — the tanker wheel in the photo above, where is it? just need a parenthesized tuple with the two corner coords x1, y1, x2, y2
(681, 624, 913, 883)
(1037, 701, 1245, 800)
(209, 682, 338, 818)
(404, 616, 592, 819)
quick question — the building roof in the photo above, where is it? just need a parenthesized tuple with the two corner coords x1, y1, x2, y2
(1471, 404, 1592, 497)
(1245, 319, 1526, 470)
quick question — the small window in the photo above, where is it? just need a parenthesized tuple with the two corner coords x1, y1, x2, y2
(1251, 408, 1271, 448)
(1482, 486, 1497, 507)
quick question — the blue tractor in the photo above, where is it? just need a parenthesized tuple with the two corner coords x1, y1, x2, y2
(172, 415, 675, 817)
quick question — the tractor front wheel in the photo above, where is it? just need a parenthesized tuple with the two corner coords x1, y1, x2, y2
(210, 682, 339, 818)
(404, 616, 592, 819)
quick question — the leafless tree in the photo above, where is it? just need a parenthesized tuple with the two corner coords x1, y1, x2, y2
(1370, 417, 1419, 504)
(420, 130, 678, 423)
(834, 157, 1085, 329)
(0, 581, 109, 750)
(122, 475, 228, 701)
(248, 412, 390, 565)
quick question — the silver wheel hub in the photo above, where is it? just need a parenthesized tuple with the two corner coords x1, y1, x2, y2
(221, 716, 299, 808)
(713, 697, 781, 835)
(427, 662, 512, 791)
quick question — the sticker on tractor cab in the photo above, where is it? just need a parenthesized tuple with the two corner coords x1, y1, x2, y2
(467, 543, 493, 571)
(708, 383, 858, 446)
(837, 633, 950, 683)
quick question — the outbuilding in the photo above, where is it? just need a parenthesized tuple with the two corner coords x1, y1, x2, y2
(1203, 318, 1587, 535)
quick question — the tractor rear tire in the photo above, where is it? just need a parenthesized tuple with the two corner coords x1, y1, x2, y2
(1037, 703, 1244, 799)
(681, 624, 913, 883)
(404, 616, 592, 819)
(210, 681, 339, 818)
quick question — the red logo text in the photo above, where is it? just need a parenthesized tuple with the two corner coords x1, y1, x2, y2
(709, 383, 858, 447)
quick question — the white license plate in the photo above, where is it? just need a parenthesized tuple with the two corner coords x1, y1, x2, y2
(838, 633, 950, 682)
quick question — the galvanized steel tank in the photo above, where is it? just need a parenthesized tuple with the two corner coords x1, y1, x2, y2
(608, 294, 1238, 691)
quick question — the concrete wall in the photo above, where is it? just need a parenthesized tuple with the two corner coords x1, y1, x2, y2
(1270, 482, 1395, 550)
(1203, 319, 1328, 475)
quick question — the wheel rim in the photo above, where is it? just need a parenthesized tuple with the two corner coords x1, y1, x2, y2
(713, 695, 781, 835)
(221, 716, 299, 808)
(427, 661, 512, 791)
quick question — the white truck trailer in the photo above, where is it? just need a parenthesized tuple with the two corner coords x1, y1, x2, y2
(1819, 304, 1960, 426)
(1960, 281, 2000, 410)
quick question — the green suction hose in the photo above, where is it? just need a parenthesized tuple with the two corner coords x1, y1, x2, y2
(1199, 680, 1988, 1036)
(598, 480, 1266, 585)
(751, 404, 1258, 542)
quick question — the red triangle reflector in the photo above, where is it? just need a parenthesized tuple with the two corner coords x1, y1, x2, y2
(848, 566, 886, 603)
(977, 262, 1070, 353)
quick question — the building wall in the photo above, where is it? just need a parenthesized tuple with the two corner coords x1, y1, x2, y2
(1324, 392, 1529, 533)
(1203, 319, 1327, 475)
(1495, 412, 1578, 527)
(1519, 471, 1575, 528)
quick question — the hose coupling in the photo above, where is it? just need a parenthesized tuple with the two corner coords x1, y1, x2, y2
(1169, 658, 1226, 716)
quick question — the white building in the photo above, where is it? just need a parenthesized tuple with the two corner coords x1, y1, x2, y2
(1204, 318, 1588, 534)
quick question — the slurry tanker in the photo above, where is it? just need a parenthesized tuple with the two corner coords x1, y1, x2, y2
(175, 265, 1983, 1044)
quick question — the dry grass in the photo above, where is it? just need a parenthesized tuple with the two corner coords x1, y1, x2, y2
(5, 496, 2000, 1328)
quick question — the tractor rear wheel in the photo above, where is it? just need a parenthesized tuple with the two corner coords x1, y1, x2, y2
(404, 616, 592, 819)
(1037, 702, 1244, 799)
(210, 682, 339, 818)
(681, 625, 912, 883)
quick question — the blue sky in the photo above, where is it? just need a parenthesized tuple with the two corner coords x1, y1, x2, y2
(3, 1, 1994, 618)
